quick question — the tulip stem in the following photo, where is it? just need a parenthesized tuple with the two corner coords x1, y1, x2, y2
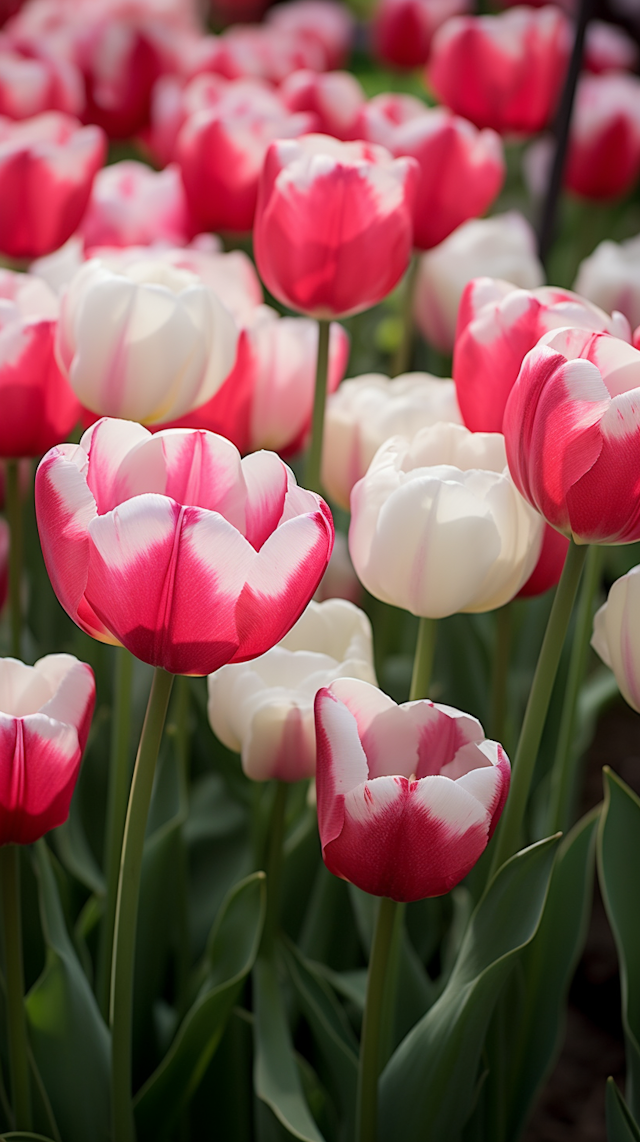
(490, 604, 513, 744)
(489, 539, 588, 873)
(5, 461, 23, 660)
(96, 647, 134, 1021)
(356, 895, 401, 1142)
(261, 780, 289, 957)
(547, 544, 602, 835)
(0, 845, 31, 1132)
(393, 254, 418, 378)
(110, 666, 175, 1142)
(304, 319, 331, 496)
(410, 616, 437, 701)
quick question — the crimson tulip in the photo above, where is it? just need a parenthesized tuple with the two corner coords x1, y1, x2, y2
(565, 73, 640, 201)
(371, 0, 471, 70)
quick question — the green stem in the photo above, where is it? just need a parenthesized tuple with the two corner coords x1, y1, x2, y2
(490, 604, 513, 744)
(261, 781, 289, 957)
(409, 617, 437, 701)
(110, 667, 175, 1142)
(171, 676, 191, 1021)
(96, 647, 134, 1020)
(0, 845, 31, 1131)
(547, 545, 602, 834)
(489, 539, 588, 873)
(356, 896, 401, 1142)
(5, 461, 23, 660)
(304, 319, 331, 496)
(392, 255, 418, 378)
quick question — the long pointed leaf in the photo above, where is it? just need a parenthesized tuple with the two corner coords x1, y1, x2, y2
(607, 1078, 640, 1142)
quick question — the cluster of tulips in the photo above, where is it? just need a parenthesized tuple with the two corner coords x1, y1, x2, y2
(1, 0, 640, 1140)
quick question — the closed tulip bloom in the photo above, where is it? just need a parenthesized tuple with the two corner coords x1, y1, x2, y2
(575, 236, 640, 335)
(584, 20, 638, 75)
(213, 24, 325, 85)
(208, 598, 375, 782)
(414, 211, 544, 352)
(372, 0, 472, 70)
(0, 111, 105, 259)
(315, 678, 510, 901)
(428, 6, 570, 136)
(592, 566, 640, 713)
(254, 134, 418, 319)
(564, 73, 640, 201)
(349, 422, 543, 616)
(0, 518, 7, 613)
(0, 37, 83, 119)
(280, 70, 365, 141)
(503, 327, 640, 544)
(0, 269, 80, 458)
(36, 418, 334, 675)
(265, 1, 355, 70)
(0, 654, 95, 845)
(454, 277, 630, 433)
(57, 255, 238, 424)
(79, 160, 191, 250)
(321, 371, 461, 510)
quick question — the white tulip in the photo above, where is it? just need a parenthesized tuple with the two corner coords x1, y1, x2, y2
(592, 565, 640, 713)
(574, 234, 640, 335)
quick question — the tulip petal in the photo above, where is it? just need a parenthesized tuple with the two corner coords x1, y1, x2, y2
(240, 450, 289, 550)
(81, 416, 151, 513)
(0, 713, 81, 845)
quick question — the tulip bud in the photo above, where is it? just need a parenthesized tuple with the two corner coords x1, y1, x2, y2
(575, 236, 640, 335)
(280, 69, 365, 141)
(584, 20, 638, 75)
(564, 72, 640, 201)
(592, 566, 640, 713)
(79, 159, 191, 250)
(371, 0, 472, 70)
(0, 38, 83, 120)
(265, 1, 355, 70)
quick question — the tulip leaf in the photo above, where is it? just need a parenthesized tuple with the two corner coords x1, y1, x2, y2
(25, 842, 111, 1142)
(254, 954, 327, 1142)
(607, 1078, 640, 1142)
(598, 768, 640, 1121)
(379, 834, 560, 1142)
(0, 1134, 56, 1140)
(134, 871, 266, 1140)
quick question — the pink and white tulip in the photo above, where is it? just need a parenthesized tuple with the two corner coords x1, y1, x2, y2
(315, 679, 510, 901)
(79, 160, 191, 250)
(503, 327, 640, 544)
(280, 69, 364, 141)
(265, 1, 355, 71)
(0, 35, 83, 119)
(0, 654, 95, 845)
(574, 236, 640, 336)
(564, 73, 640, 201)
(592, 566, 640, 713)
(349, 422, 543, 616)
(35, 418, 334, 675)
(584, 20, 638, 75)
(254, 134, 418, 319)
(321, 371, 461, 510)
(212, 24, 325, 85)
(208, 598, 376, 783)
(371, 0, 472, 70)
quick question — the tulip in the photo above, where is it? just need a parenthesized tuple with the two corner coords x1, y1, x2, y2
(56, 254, 238, 424)
(79, 160, 191, 250)
(0, 518, 7, 613)
(355, 91, 427, 150)
(428, 6, 571, 136)
(349, 421, 543, 616)
(564, 73, 640, 201)
(321, 371, 462, 510)
(0, 36, 83, 119)
(210, 0, 270, 23)
(0, 654, 95, 845)
(213, 24, 325, 85)
(584, 20, 638, 75)
(0, 269, 80, 458)
(177, 81, 314, 234)
(414, 212, 544, 353)
(265, 1, 355, 70)
(574, 236, 640, 335)
(503, 327, 640, 544)
(0, 111, 105, 259)
(254, 134, 418, 319)
(592, 566, 640, 713)
(453, 277, 630, 433)
(279, 69, 365, 141)
(146, 71, 229, 167)
(208, 598, 376, 782)
(35, 417, 335, 675)
(371, 0, 472, 70)
(314, 678, 510, 900)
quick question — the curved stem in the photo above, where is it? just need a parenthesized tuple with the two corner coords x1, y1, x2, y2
(489, 539, 588, 873)
(0, 845, 31, 1131)
(304, 319, 331, 496)
(490, 604, 513, 744)
(547, 544, 602, 834)
(96, 647, 134, 1020)
(410, 617, 437, 701)
(356, 896, 401, 1142)
(110, 667, 175, 1142)
(261, 781, 289, 958)
(392, 255, 418, 378)
(5, 461, 23, 660)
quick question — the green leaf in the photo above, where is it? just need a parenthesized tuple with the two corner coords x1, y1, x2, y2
(0, 1133, 57, 1140)
(379, 835, 560, 1142)
(254, 954, 327, 1142)
(598, 769, 640, 1121)
(134, 872, 266, 1140)
(25, 842, 111, 1142)
(607, 1078, 640, 1142)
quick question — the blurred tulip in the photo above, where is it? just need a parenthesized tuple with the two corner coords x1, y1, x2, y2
(57, 255, 238, 425)
(355, 90, 426, 149)
(213, 23, 325, 84)
(36, 417, 335, 674)
(314, 531, 362, 605)
(178, 80, 314, 234)
(0, 519, 7, 612)
(349, 422, 543, 616)
(0, 34, 83, 119)
(0, 111, 105, 259)
(453, 276, 630, 433)
(0, 270, 80, 458)
(371, 0, 471, 70)
(564, 73, 640, 201)
(265, 1, 355, 70)
(315, 678, 510, 901)
(592, 566, 640, 712)
(504, 327, 640, 544)
(0, 654, 95, 845)
(428, 5, 570, 136)
(414, 211, 544, 353)
(146, 71, 229, 167)
(584, 19, 638, 75)
(280, 69, 365, 141)
(79, 160, 191, 250)
(254, 134, 418, 318)
(210, 0, 270, 23)
(321, 371, 461, 510)
(208, 598, 376, 782)
(575, 235, 640, 335)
